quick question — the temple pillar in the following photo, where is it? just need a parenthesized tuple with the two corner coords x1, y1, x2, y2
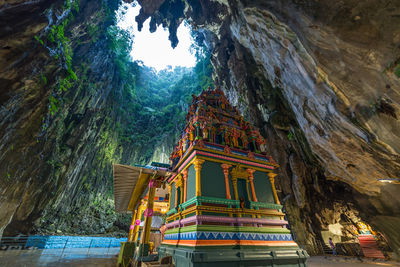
(182, 169, 188, 202)
(194, 159, 205, 196)
(268, 172, 280, 205)
(247, 169, 258, 202)
(140, 179, 157, 249)
(221, 164, 232, 199)
(133, 201, 145, 242)
(246, 180, 251, 201)
(231, 175, 239, 201)
(168, 184, 172, 208)
(128, 209, 137, 242)
(174, 182, 178, 207)
(231, 176, 240, 217)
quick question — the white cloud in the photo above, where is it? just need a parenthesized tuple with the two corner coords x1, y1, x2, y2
(116, 2, 196, 71)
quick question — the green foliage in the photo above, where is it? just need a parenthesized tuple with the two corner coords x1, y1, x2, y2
(287, 131, 293, 140)
(40, 73, 47, 85)
(107, 25, 134, 80)
(72, 0, 80, 12)
(87, 23, 100, 42)
(47, 16, 77, 85)
(113, 49, 214, 161)
(34, 35, 44, 45)
(395, 64, 400, 78)
(99, 130, 118, 163)
(45, 6, 79, 116)
(49, 95, 59, 116)
(88, 23, 215, 166)
(64, 0, 79, 12)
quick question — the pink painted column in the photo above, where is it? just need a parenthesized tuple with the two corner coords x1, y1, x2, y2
(247, 169, 258, 202)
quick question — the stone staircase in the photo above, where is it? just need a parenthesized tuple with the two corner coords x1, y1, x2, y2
(358, 235, 385, 259)
(316, 238, 333, 254)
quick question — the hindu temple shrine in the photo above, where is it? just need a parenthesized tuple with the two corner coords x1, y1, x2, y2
(113, 88, 308, 266)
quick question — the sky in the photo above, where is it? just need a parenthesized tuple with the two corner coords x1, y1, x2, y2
(116, 2, 197, 71)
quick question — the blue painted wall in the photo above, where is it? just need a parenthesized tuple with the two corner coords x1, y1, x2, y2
(25, 236, 127, 249)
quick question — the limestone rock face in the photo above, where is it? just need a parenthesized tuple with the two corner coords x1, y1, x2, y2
(136, 0, 400, 258)
(0, 0, 142, 236)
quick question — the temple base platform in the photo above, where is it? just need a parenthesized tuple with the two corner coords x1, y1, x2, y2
(158, 245, 309, 267)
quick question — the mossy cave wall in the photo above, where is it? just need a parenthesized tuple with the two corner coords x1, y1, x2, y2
(1, 0, 139, 236)
(1, 0, 400, 259)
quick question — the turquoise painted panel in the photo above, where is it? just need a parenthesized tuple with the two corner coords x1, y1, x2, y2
(170, 182, 176, 209)
(187, 165, 196, 200)
(200, 161, 226, 198)
(253, 171, 274, 203)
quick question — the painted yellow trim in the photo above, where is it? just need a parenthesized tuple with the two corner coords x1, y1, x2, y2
(128, 209, 137, 242)
(231, 176, 239, 201)
(166, 204, 284, 221)
(195, 155, 271, 173)
(140, 182, 156, 245)
(169, 158, 195, 184)
(246, 180, 251, 202)
(127, 173, 150, 211)
(268, 173, 281, 205)
(173, 145, 279, 171)
(133, 202, 146, 242)
(194, 159, 205, 196)
(168, 184, 172, 209)
(183, 169, 188, 202)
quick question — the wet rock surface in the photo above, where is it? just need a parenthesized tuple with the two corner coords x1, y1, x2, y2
(0, 0, 141, 237)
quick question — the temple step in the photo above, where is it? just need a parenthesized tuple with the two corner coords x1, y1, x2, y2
(358, 235, 385, 259)
(315, 238, 333, 254)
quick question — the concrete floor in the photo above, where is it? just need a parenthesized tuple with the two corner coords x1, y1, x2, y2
(308, 256, 400, 267)
(1, 250, 400, 267)
(0, 247, 120, 267)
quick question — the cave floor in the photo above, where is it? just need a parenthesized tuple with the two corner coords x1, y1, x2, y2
(308, 256, 400, 267)
(0, 247, 120, 267)
(1, 250, 400, 267)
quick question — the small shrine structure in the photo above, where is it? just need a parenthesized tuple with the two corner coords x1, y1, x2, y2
(113, 163, 172, 264)
(158, 88, 308, 266)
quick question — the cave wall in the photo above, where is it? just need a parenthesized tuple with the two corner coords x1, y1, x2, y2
(135, 0, 400, 258)
(0, 0, 151, 236)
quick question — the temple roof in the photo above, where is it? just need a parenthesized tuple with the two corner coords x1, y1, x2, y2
(113, 163, 173, 213)
(169, 88, 273, 169)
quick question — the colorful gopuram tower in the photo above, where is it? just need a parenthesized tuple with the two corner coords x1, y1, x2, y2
(158, 88, 308, 266)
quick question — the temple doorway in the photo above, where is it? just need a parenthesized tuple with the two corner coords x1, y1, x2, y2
(237, 179, 250, 209)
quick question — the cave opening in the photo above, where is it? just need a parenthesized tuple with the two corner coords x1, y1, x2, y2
(1, 0, 400, 264)
(116, 1, 197, 71)
(101, 1, 215, 167)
